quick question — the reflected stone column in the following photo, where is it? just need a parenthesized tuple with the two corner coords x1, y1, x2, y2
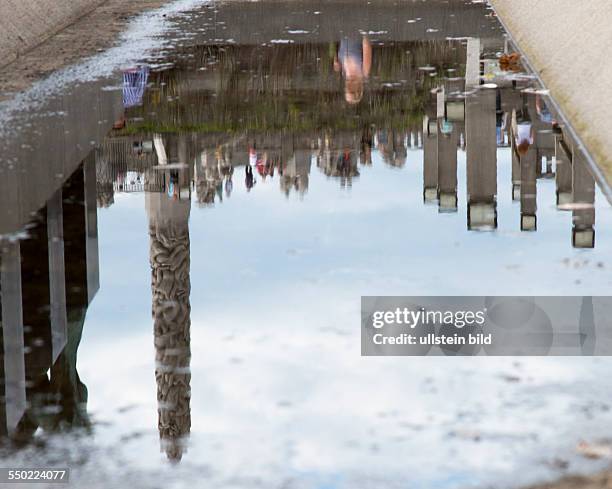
(465, 89, 497, 230)
(47, 189, 68, 363)
(391, 131, 407, 168)
(465, 38, 481, 89)
(20, 209, 53, 383)
(0, 161, 96, 442)
(437, 119, 459, 213)
(572, 151, 596, 248)
(147, 190, 191, 462)
(83, 155, 100, 305)
(555, 136, 573, 207)
(531, 100, 555, 176)
(423, 115, 438, 203)
(520, 146, 538, 231)
(195, 150, 219, 206)
(0, 241, 27, 436)
(95, 147, 115, 209)
(48, 159, 98, 433)
(511, 134, 521, 202)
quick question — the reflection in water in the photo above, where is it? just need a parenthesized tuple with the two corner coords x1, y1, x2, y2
(0, 158, 98, 442)
(335, 35, 372, 104)
(147, 136, 192, 462)
(123, 66, 150, 109)
(0, 0, 610, 482)
(96, 36, 602, 248)
(3, 28, 604, 464)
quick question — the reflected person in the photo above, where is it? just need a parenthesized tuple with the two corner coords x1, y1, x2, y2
(536, 94, 558, 128)
(245, 164, 255, 192)
(512, 99, 534, 157)
(334, 36, 372, 105)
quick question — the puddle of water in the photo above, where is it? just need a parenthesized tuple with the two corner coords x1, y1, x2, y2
(1, 1, 612, 488)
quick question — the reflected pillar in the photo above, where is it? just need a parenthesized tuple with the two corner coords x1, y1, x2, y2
(391, 131, 407, 168)
(555, 137, 573, 207)
(195, 150, 219, 206)
(465, 38, 481, 89)
(511, 134, 521, 201)
(423, 115, 438, 203)
(63, 158, 100, 309)
(47, 189, 68, 363)
(13, 207, 57, 439)
(147, 189, 192, 462)
(437, 119, 459, 213)
(532, 99, 556, 177)
(465, 89, 497, 230)
(0, 158, 96, 440)
(48, 158, 98, 431)
(520, 146, 538, 231)
(572, 151, 596, 248)
(19, 210, 53, 385)
(94, 148, 115, 209)
(0, 241, 27, 436)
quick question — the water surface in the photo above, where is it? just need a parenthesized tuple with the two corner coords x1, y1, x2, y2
(1, 1, 612, 488)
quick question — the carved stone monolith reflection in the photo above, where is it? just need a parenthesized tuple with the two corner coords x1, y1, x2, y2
(147, 190, 191, 462)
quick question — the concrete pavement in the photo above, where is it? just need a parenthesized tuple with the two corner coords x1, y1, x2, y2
(0, 0, 106, 67)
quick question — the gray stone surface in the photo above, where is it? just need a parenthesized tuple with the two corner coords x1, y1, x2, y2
(0, 0, 105, 67)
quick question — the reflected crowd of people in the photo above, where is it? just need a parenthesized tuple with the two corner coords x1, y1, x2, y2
(96, 86, 599, 249)
(93, 32, 602, 251)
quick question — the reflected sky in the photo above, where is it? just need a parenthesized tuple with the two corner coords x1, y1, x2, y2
(1, 1, 612, 488)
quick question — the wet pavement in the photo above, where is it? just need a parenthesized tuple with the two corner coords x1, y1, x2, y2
(1, 1, 612, 488)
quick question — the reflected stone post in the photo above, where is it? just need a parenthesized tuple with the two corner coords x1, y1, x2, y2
(465, 88, 498, 230)
(520, 145, 538, 231)
(437, 118, 459, 213)
(0, 241, 27, 436)
(511, 132, 521, 201)
(147, 161, 192, 462)
(571, 151, 596, 248)
(392, 131, 407, 168)
(47, 158, 98, 432)
(532, 100, 556, 178)
(47, 189, 68, 363)
(94, 147, 115, 209)
(20, 210, 54, 395)
(0, 160, 97, 442)
(465, 38, 481, 90)
(443, 76, 465, 211)
(83, 154, 100, 305)
(195, 150, 218, 206)
(555, 136, 573, 207)
(423, 114, 438, 203)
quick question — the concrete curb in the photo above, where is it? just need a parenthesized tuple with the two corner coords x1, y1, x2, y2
(0, 0, 107, 69)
